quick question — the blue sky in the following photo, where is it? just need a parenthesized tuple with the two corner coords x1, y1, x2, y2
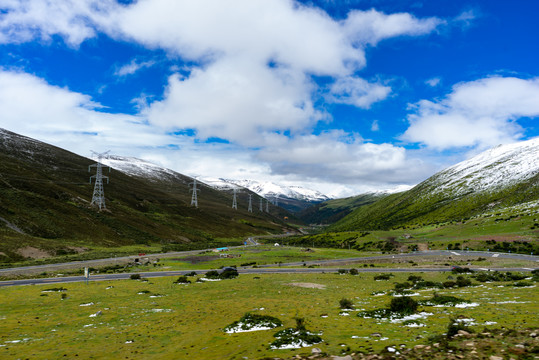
(0, 0, 538, 197)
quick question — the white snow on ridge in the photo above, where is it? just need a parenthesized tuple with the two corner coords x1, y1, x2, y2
(204, 178, 331, 202)
(100, 155, 186, 182)
(431, 138, 539, 195)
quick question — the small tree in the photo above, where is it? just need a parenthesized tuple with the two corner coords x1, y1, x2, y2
(130, 273, 141, 280)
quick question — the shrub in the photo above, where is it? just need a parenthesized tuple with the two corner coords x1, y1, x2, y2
(389, 296, 418, 315)
(174, 276, 191, 284)
(456, 276, 472, 287)
(129, 274, 141, 280)
(185, 271, 197, 277)
(337, 269, 348, 274)
(374, 273, 393, 281)
(220, 268, 239, 279)
(407, 275, 423, 283)
(394, 282, 412, 292)
(349, 268, 358, 275)
(339, 298, 354, 309)
(204, 270, 220, 279)
(223, 313, 282, 333)
(443, 281, 457, 288)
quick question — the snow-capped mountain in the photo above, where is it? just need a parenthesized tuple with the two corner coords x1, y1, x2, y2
(331, 138, 539, 231)
(98, 156, 330, 212)
(200, 178, 330, 203)
(100, 155, 192, 185)
(428, 137, 539, 196)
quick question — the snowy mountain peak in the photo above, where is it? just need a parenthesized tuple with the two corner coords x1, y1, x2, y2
(430, 138, 539, 195)
(200, 178, 330, 202)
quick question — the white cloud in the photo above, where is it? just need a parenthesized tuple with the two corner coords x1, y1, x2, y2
(257, 131, 431, 185)
(403, 76, 539, 150)
(342, 8, 444, 46)
(144, 58, 322, 146)
(0, 69, 173, 154)
(0, 0, 114, 46)
(327, 76, 391, 108)
(0, 1, 449, 195)
(425, 77, 441, 87)
(114, 58, 156, 77)
(371, 120, 379, 132)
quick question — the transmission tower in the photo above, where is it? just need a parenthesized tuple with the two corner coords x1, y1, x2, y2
(232, 188, 238, 210)
(259, 197, 263, 212)
(266, 199, 269, 213)
(248, 194, 253, 212)
(189, 179, 200, 207)
(89, 150, 111, 211)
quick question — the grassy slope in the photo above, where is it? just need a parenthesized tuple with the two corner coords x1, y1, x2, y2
(330, 172, 539, 232)
(297, 193, 386, 225)
(0, 130, 294, 263)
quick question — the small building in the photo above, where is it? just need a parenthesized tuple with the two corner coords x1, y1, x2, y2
(213, 247, 229, 252)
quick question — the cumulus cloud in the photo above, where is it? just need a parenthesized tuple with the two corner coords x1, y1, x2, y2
(425, 77, 441, 87)
(0, 0, 114, 46)
(0, 69, 172, 153)
(327, 76, 391, 108)
(257, 131, 430, 185)
(403, 76, 539, 150)
(342, 8, 444, 46)
(0, 1, 449, 194)
(114, 58, 156, 77)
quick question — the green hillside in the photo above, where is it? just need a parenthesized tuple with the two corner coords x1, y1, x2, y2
(330, 172, 539, 232)
(0, 129, 295, 263)
(297, 192, 386, 225)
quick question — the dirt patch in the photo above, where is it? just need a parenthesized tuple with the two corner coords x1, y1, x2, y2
(16, 246, 51, 259)
(67, 246, 87, 253)
(417, 243, 429, 251)
(288, 282, 326, 289)
(174, 255, 220, 264)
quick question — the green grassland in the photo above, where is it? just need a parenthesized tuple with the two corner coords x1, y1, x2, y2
(288, 204, 539, 255)
(1, 272, 537, 359)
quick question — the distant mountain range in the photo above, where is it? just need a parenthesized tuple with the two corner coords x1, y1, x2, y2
(200, 177, 330, 213)
(329, 138, 539, 231)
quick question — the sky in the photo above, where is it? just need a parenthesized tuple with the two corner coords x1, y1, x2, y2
(0, 0, 538, 198)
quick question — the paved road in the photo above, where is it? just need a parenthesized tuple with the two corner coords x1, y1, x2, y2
(0, 250, 537, 288)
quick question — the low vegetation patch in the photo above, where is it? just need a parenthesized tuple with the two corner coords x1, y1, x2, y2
(223, 313, 283, 333)
(358, 296, 419, 319)
(269, 317, 322, 350)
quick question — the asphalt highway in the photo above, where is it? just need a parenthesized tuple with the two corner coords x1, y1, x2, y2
(0, 249, 537, 288)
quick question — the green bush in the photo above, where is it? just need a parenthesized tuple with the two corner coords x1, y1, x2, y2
(204, 270, 220, 279)
(389, 296, 418, 315)
(349, 268, 358, 275)
(220, 268, 239, 279)
(174, 276, 191, 284)
(374, 273, 393, 281)
(129, 274, 141, 280)
(339, 298, 354, 309)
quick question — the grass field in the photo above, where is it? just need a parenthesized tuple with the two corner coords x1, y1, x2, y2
(1, 271, 537, 359)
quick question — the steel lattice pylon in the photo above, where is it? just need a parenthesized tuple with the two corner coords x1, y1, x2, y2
(89, 151, 110, 211)
(247, 194, 253, 212)
(190, 179, 200, 207)
(232, 188, 238, 209)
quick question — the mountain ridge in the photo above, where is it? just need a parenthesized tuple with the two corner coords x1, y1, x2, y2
(330, 138, 539, 231)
